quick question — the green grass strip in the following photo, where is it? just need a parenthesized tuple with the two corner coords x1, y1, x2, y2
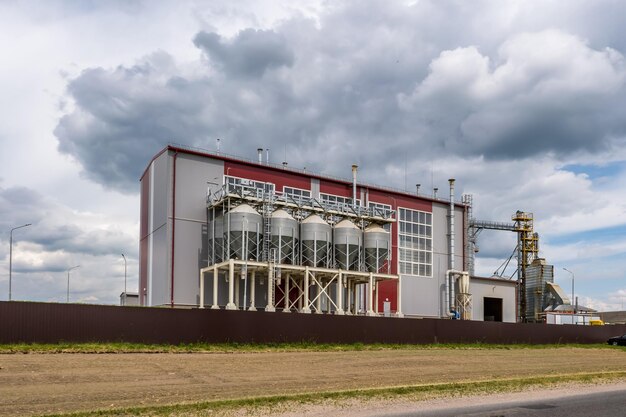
(1, 341, 624, 354)
(36, 371, 626, 417)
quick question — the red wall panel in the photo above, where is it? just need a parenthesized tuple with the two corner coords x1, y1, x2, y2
(319, 180, 353, 197)
(224, 161, 311, 191)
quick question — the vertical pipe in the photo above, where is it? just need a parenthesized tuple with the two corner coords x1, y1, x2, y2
(283, 274, 290, 312)
(265, 148, 269, 164)
(416, 184, 420, 195)
(315, 277, 322, 314)
(303, 267, 311, 313)
(234, 271, 240, 308)
(266, 266, 275, 312)
(448, 179, 456, 314)
(367, 272, 375, 316)
(257, 148, 263, 164)
(249, 270, 256, 311)
(211, 266, 219, 309)
(200, 269, 205, 309)
(226, 259, 236, 310)
(336, 272, 344, 314)
(170, 151, 178, 308)
(351, 164, 358, 209)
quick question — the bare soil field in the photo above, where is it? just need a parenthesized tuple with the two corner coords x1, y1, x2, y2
(0, 348, 624, 416)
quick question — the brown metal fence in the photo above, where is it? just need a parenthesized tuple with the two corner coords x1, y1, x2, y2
(1, 301, 624, 345)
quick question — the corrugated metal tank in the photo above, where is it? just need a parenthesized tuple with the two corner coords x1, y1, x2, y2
(270, 209, 299, 264)
(226, 204, 262, 261)
(364, 225, 389, 272)
(525, 258, 554, 322)
(333, 219, 362, 271)
(300, 214, 331, 267)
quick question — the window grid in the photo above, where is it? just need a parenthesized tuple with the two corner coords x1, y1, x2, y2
(319, 193, 360, 208)
(398, 207, 433, 277)
(225, 175, 275, 194)
(283, 186, 312, 199)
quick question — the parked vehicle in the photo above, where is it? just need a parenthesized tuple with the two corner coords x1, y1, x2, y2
(607, 334, 626, 346)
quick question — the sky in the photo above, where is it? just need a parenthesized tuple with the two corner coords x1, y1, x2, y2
(1, 0, 625, 310)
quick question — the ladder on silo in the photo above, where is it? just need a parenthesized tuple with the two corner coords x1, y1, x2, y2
(262, 194, 273, 262)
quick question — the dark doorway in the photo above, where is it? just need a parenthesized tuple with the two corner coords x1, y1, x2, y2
(484, 297, 503, 322)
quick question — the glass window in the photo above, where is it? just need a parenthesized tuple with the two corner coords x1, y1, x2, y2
(283, 186, 311, 200)
(398, 207, 433, 277)
(225, 175, 274, 195)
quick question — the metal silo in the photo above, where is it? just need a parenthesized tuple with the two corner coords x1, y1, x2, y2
(226, 204, 262, 261)
(301, 214, 331, 267)
(270, 209, 299, 264)
(364, 225, 389, 272)
(334, 219, 362, 271)
(525, 258, 554, 322)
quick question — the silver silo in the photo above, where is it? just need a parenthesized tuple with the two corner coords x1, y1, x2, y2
(364, 225, 389, 272)
(333, 219, 362, 271)
(301, 214, 331, 267)
(226, 204, 262, 261)
(525, 258, 554, 322)
(270, 209, 299, 264)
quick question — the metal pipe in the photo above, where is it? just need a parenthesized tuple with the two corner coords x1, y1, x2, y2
(265, 148, 269, 164)
(257, 148, 263, 163)
(66, 265, 80, 303)
(121, 254, 127, 301)
(445, 269, 465, 317)
(351, 164, 358, 208)
(9, 223, 31, 301)
(416, 184, 420, 195)
(170, 151, 178, 308)
(448, 179, 456, 314)
(433, 187, 438, 199)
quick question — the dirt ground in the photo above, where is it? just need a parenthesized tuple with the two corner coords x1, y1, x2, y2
(0, 348, 625, 416)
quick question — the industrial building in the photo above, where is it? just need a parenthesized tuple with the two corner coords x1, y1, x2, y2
(140, 144, 520, 321)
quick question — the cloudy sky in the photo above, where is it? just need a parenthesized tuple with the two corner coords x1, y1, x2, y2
(1, 0, 625, 310)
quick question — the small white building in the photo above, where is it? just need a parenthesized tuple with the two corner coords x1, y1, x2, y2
(469, 276, 517, 323)
(120, 292, 139, 306)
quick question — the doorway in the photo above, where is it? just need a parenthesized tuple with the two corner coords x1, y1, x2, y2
(484, 297, 503, 322)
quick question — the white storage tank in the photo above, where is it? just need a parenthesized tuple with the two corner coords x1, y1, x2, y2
(270, 209, 299, 264)
(333, 219, 362, 271)
(226, 204, 262, 261)
(300, 214, 331, 267)
(364, 225, 389, 272)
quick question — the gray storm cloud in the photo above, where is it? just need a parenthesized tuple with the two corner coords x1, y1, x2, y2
(194, 29, 294, 77)
(54, 1, 626, 194)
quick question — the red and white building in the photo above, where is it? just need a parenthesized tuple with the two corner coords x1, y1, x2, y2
(139, 144, 516, 321)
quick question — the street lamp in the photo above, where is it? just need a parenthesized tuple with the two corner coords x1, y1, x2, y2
(563, 268, 574, 312)
(9, 223, 32, 301)
(66, 265, 80, 303)
(121, 254, 127, 296)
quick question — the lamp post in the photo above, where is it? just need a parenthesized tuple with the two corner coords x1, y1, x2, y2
(9, 223, 32, 301)
(121, 254, 127, 296)
(563, 267, 574, 311)
(66, 265, 80, 303)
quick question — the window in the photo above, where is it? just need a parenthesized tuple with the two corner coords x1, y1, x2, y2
(368, 201, 393, 218)
(283, 186, 311, 199)
(398, 207, 432, 277)
(320, 193, 360, 209)
(225, 175, 274, 195)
